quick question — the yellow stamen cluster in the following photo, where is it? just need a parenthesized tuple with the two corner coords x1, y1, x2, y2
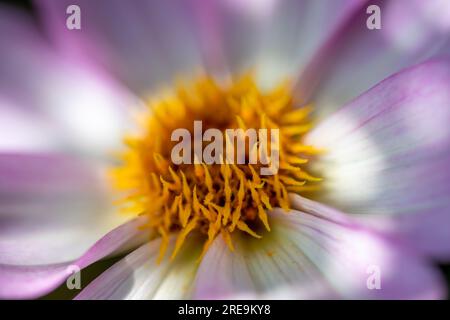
(111, 74, 321, 262)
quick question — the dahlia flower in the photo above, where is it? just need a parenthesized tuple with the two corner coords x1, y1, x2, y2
(1, 0, 450, 300)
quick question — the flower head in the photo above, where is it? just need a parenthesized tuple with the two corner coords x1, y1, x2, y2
(112, 74, 320, 261)
(1, 0, 450, 300)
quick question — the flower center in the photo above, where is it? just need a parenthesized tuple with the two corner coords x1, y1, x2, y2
(111, 74, 321, 262)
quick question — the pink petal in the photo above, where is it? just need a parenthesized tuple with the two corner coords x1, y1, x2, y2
(307, 0, 450, 117)
(0, 153, 147, 299)
(0, 96, 62, 152)
(0, 5, 137, 157)
(193, 195, 446, 299)
(34, 0, 205, 94)
(250, 0, 366, 89)
(305, 58, 450, 260)
(0, 217, 147, 299)
(75, 235, 202, 300)
(35, 0, 367, 92)
(200, 0, 366, 88)
(0, 153, 126, 266)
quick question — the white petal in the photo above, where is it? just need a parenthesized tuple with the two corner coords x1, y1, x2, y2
(76, 235, 203, 300)
(193, 196, 446, 299)
(304, 59, 450, 259)
(0, 5, 140, 157)
(36, 0, 204, 94)
(252, 0, 363, 89)
(0, 154, 130, 265)
(0, 97, 61, 152)
(0, 217, 148, 299)
(312, 0, 450, 117)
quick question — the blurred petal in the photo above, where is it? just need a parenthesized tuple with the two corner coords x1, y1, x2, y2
(192, 221, 335, 299)
(35, 0, 204, 94)
(0, 217, 147, 299)
(0, 5, 139, 157)
(249, 0, 367, 89)
(0, 96, 62, 152)
(194, 195, 446, 299)
(305, 59, 450, 260)
(205, 0, 366, 89)
(309, 0, 450, 117)
(75, 235, 202, 300)
(0, 153, 130, 266)
(35, 0, 368, 92)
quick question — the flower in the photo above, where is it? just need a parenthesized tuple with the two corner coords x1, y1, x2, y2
(1, 0, 450, 300)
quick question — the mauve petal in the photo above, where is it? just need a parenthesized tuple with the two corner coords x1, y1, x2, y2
(0, 5, 138, 157)
(201, 0, 366, 89)
(34, 0, 205, 95)
(34, 0, 269, 85)
(307, 0, 450, 118)
(192, 226, 336, 300)
(193, 195, 446, 299)
(0, 7, 59, 153)
(250, 0, 366, 89)
(35, 0, 368, 92)
(192, 236, 257, 299)
(0, 96, 62, 152)
(34, 0, 265, 86)
(0, 217, 147, 299)
(304, 58, 450, 260)
(0, 153, 131, 266)
(75, 235, 202, 300)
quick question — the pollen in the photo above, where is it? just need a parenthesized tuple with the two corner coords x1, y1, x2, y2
(111, 74, 321, 262)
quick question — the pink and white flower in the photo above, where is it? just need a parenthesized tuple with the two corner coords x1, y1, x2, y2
(1, 0, 450, 299)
